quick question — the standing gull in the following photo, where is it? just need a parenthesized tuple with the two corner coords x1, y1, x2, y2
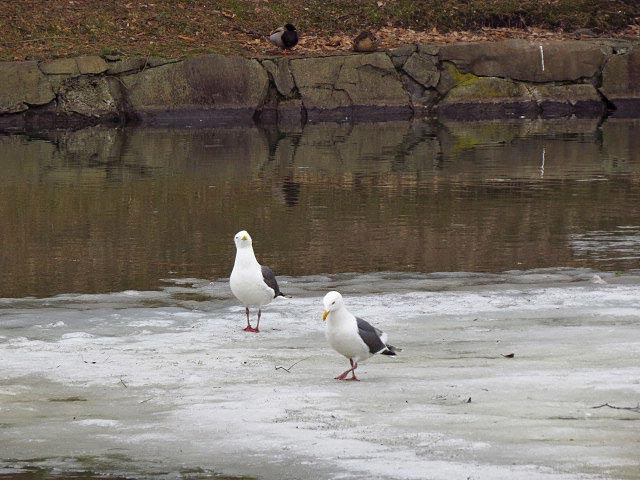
(322, 291, 400, 381)
(230, 230, 285, 333)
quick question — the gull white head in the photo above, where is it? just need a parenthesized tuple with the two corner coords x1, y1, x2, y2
(234, 230, 253, 249)
(322, 291, 344, 320)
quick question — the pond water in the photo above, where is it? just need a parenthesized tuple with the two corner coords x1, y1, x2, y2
(1, 118, 640, 297)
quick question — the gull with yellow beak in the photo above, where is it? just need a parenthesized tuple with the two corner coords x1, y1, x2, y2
(322, 291, 400, 381)
(230, 230, 285, 333)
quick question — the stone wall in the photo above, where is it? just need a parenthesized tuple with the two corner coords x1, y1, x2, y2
(0, 39, 638, 131)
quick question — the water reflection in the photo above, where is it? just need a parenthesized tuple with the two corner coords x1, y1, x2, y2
(1, 119, 639, 297)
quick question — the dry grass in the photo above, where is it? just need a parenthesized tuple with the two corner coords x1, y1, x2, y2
(0, 0, 638, 61)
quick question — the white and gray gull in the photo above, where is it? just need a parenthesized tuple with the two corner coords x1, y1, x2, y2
(230, 230, 285, 333)
(322, 291, 400, 381)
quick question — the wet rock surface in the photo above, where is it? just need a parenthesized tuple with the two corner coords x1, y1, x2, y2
(530, 83, 605, 118)
(601, 45, 640, 117)
(439, 76, 537, 120)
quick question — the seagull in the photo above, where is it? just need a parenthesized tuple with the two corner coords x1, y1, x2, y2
(269, 23, 298, 54)
(230, 230, 285, 333)
(322, 291, 400, 381)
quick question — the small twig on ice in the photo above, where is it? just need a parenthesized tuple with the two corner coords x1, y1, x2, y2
(275, 357, 310, 373)
(591, 402, 640, 413)
(119, 378, 128, 388)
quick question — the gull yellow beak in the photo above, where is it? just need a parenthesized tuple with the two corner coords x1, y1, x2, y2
(241, 235, 248, 241)
(322, 311, 329, 321)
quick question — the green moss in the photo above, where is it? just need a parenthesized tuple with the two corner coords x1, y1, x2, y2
(476, 79, 523, 98)
(447, 76, 527, 102)
(443, 62, 480, 87)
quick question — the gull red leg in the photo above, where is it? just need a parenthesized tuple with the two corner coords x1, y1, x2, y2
(242, 307, 259, 333)
(335, 358, 357, 380)
(346, 360, 360, 381)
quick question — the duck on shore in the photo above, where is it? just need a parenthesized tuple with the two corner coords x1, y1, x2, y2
(269, 23, 299, 54)
(353, 30, 378, 52)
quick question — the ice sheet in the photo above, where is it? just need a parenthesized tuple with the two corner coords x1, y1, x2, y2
(1, 269, 639, 479)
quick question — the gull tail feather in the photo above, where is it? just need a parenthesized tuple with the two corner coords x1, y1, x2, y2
(381, 344, 401, 356)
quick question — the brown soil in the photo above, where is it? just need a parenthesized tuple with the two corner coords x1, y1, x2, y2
(0, 0, 638, 61)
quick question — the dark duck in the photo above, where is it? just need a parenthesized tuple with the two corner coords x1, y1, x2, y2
(269, 23, 298, 54)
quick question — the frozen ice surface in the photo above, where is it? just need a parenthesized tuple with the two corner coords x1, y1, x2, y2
(1, 269, 639, 479)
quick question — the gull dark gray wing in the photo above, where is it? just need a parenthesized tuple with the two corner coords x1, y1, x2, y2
(356, 317, 389, 355)
(261, 265, 284, 298)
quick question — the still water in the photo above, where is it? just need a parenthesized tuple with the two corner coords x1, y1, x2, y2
(1, 118, 639, 298)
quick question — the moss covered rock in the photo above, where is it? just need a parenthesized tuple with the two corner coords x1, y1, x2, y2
(439, 76, 537, 120)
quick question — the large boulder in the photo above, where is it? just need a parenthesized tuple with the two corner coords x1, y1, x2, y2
(388, 45, 416, 69)
(0, 61, 54, 114)
(123, 55, 269, 125)
(40, 56, 108, 75)
(402, 52, 440, 89)
(57, 76, 123, 119)
(39, 58, 79, 75)
(290, 53, 412, 121)
(261, 58, 295, 97)
(75, 56, 108, 74)
(439, 76, 537, 120)
(601, 45, 640, 117)
(440, 40, 608, 83)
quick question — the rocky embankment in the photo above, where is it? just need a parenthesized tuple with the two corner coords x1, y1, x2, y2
(0, 39, 638, 131)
